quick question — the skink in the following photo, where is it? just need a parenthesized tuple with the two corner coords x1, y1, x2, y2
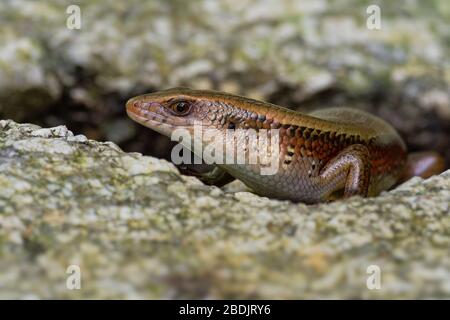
(126, 87, 444, 203)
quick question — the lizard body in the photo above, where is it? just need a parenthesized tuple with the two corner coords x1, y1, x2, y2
(126, 87, 443, 203)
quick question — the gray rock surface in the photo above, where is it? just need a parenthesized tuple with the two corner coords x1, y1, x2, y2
(0, 120, 449, 299)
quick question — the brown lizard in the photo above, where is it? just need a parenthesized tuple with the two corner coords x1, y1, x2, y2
(126, 87, 444, 203)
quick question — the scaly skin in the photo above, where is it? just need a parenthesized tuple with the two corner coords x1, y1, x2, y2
(126, 87, 443, 203)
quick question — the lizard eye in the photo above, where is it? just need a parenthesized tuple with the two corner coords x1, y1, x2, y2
(170, 101, 191, 115)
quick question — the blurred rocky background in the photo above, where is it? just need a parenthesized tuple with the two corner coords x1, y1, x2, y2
(0, 0, 449, 166)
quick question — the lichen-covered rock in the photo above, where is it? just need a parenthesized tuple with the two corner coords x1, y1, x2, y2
(0, 120, 449, 299)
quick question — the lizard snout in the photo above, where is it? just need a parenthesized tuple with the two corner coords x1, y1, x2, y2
(125, 96, 151, 124)
(126, 97, 142, 112)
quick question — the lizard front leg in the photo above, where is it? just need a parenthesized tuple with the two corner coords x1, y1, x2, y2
(317, 144, 371, 200)
(179, 165, 235, 187)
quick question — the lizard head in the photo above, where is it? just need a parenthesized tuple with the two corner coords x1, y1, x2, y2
(126, 86, 275, 138)
(126, 87, 216, 137)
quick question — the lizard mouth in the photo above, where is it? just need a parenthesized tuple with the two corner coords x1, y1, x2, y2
(126, 97, 190, 135)
(126, 99, 171, 126)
